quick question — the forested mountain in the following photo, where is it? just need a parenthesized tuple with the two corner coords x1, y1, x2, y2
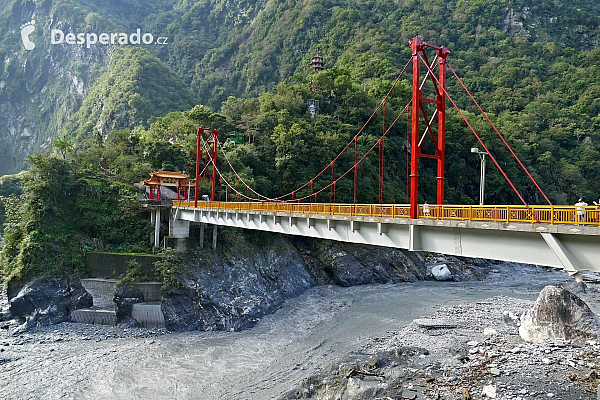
(65, 47, 195, 140)
(0, 0, 599, 204)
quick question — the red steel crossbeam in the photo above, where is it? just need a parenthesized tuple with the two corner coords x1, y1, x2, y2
(409, 37, 449, 219)
(194, 127, 219, 206)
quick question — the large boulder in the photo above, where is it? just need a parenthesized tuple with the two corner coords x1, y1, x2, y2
(9, 276, 92, 331)
(431, 264, 452, 281)
(308, 240, 426, 286)
(519, 285, 600, 343)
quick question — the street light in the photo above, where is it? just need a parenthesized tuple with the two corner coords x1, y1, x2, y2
(221, 183, 228, 202)
(471, 147, 488, 205)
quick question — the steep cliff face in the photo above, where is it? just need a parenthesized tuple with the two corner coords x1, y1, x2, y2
(160, 229, 490, 332)
(161, 233, 316, 332)
(0, 1, 110, 174)
(2, 0, 598, 177)
(0, 0, 178, 174)
(64, 46, 196, 140)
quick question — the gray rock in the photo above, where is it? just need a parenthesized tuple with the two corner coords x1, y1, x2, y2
(558, 280, 587, 295)
(161, 233, 435, 332)
(113, 284, 144, 323)
(308, 239, 425, 286)
(162, 234, 317, 332)
(519, 285, 600, 344)
(117, 316, 141, 328)
(9, 277, 92, 331)
(431, 264, 452, 281)
(502, 310, 520, 327)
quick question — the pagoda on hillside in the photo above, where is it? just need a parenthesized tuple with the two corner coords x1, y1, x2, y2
(310, 54, 324, 72)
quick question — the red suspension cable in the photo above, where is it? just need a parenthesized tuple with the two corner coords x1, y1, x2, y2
(447, 62, 552, 205)
(330, 162, 334, 203)
(417, 54, 536, 217)
(406, 104, 410, 204)
(216, 141, 275, 201)
(273, 57, 413, 202)
(197, 57, 413, 205)
(292, 103, 410, 202)
(198, 133, 259, 202)
(379, 99, 386, 204)
(353, 136, 358, 204)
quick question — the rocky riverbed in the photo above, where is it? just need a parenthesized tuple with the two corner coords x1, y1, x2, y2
(282, 290, 600, 399)
(1, 262, 599, 399)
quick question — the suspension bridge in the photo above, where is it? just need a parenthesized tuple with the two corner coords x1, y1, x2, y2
(144, 37, 600, 278)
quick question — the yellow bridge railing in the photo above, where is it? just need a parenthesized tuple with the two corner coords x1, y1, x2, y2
(172, 201, 600, 226)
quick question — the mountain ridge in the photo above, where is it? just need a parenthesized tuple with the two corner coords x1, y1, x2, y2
(0, 0, 598, 190)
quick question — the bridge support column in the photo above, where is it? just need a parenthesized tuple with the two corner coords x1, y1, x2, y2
(408, 224, 420, 252)
(377, 222, 388, 235)
(327, 220, 336, 231)
(212, 225, 217, 249)
(199, 223, 205, 249)
(540, 232, 583, 282)
(154, 209, 161, 247)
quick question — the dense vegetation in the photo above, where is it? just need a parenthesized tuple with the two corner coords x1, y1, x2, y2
(0, 0, 599, 282)
(64, 47, 196, 140)
(0, 154, 151, 283)
(1, 0, 598, 199)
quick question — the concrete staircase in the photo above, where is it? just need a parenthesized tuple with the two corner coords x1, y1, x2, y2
(72, 279, 165, 327)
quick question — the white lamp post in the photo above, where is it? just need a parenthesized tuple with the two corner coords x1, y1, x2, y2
(471, 147, 488, 205)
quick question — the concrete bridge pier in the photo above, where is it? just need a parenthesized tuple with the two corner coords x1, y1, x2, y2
(169, 216, 190, 252)
(154, 209, 160, 247)
(200, 223, 205, 249)
(212, 225, 217, 249)
(196, 222, 216, 250)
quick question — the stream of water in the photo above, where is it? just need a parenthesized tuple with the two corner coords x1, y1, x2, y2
(72, 263, 572, 400)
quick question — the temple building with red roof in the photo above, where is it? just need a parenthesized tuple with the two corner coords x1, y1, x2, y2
(142, 170, 191, 201)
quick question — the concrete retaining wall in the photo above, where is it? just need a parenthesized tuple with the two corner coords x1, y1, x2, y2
(71, 309, 117, 325)
(85, 252, 163, 280)
(131, 303, 165, 328)
(134, 282, 162, 302)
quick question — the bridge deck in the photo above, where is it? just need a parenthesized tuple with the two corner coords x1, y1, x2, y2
(171, 201, 600, 276)
(173, 201, 600, 228)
